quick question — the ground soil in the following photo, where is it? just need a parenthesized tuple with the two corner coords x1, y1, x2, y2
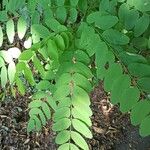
(0, 82, 150, 150)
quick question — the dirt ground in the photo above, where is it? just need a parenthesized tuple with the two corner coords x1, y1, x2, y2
(0, 82, 150, 150)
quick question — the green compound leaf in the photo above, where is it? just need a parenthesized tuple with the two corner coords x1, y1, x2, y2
(6, 19, 15, 43)
(131, 100, 150, 126)
(72, 119, 92, 139)
(71, 131, 89, 150)
(52, 118, 71, 131)
(120, 87, 140, 113)
(55, 130, 70, 145)
(17, 16, 27, 40)
(1, 65, 8, 88)
(102, 29, 130, 45)
(111, 75, 131, 104)
(134, 14, 150, 37)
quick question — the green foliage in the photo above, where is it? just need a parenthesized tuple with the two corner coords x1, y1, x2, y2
(52, 50, 93, 149)
(27, 91, 56, 132)
(0, 0, 150, 149)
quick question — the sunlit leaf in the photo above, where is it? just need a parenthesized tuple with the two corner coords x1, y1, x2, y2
(55, 130, 70, 144)
(8, 61, 16, 84)
(6, 19, 15, 43)
(71, 131, 89, 150)
(17, 16, 27, 39)
(1, 65, 7, 88)
(0, 25, 3, 47)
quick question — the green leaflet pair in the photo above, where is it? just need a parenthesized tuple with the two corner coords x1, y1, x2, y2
(85, 0, 150, 137)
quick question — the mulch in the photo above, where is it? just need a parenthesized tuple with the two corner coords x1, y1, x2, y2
(0, 82, 150, 150)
